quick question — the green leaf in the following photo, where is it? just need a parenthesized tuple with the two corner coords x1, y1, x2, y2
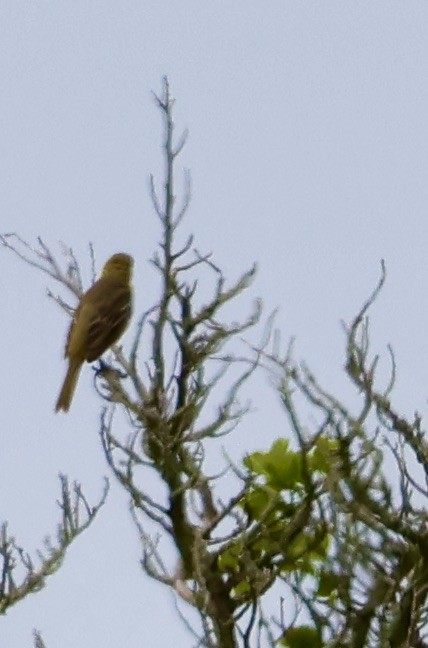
(217, 542, 243, 571)
(279, 625, 321, 648)
(316, 570, 340, 597)
(287, 532, 309, 558)
(233, 579, 251, 597)
(245, 439, 303, 490)
(240, 485, 278, 520)
(311, 437, 339, 473)
(311, 529, 330, 559)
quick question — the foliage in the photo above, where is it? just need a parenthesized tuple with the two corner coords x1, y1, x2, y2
(261, 268, 428, 647)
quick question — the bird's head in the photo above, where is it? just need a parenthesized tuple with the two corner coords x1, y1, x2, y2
(102, 253, 134, 282)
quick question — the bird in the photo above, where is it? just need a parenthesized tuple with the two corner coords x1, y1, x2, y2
(55, 252, 133, 412)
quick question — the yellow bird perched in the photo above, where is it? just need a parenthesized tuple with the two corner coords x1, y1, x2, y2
(55, 253, 133, 412)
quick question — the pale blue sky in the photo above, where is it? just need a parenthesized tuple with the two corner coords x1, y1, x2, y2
(2, 2, 428, 646)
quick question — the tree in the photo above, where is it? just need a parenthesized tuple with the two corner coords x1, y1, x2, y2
(2, 78, 428, 647)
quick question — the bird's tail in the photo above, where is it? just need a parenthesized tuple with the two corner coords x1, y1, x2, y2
(55, 360, 82, 412)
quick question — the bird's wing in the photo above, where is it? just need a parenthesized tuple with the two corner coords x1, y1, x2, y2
(85, 285, 132, 362)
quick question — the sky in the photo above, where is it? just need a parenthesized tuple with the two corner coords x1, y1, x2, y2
(2, 2, 428, 646)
